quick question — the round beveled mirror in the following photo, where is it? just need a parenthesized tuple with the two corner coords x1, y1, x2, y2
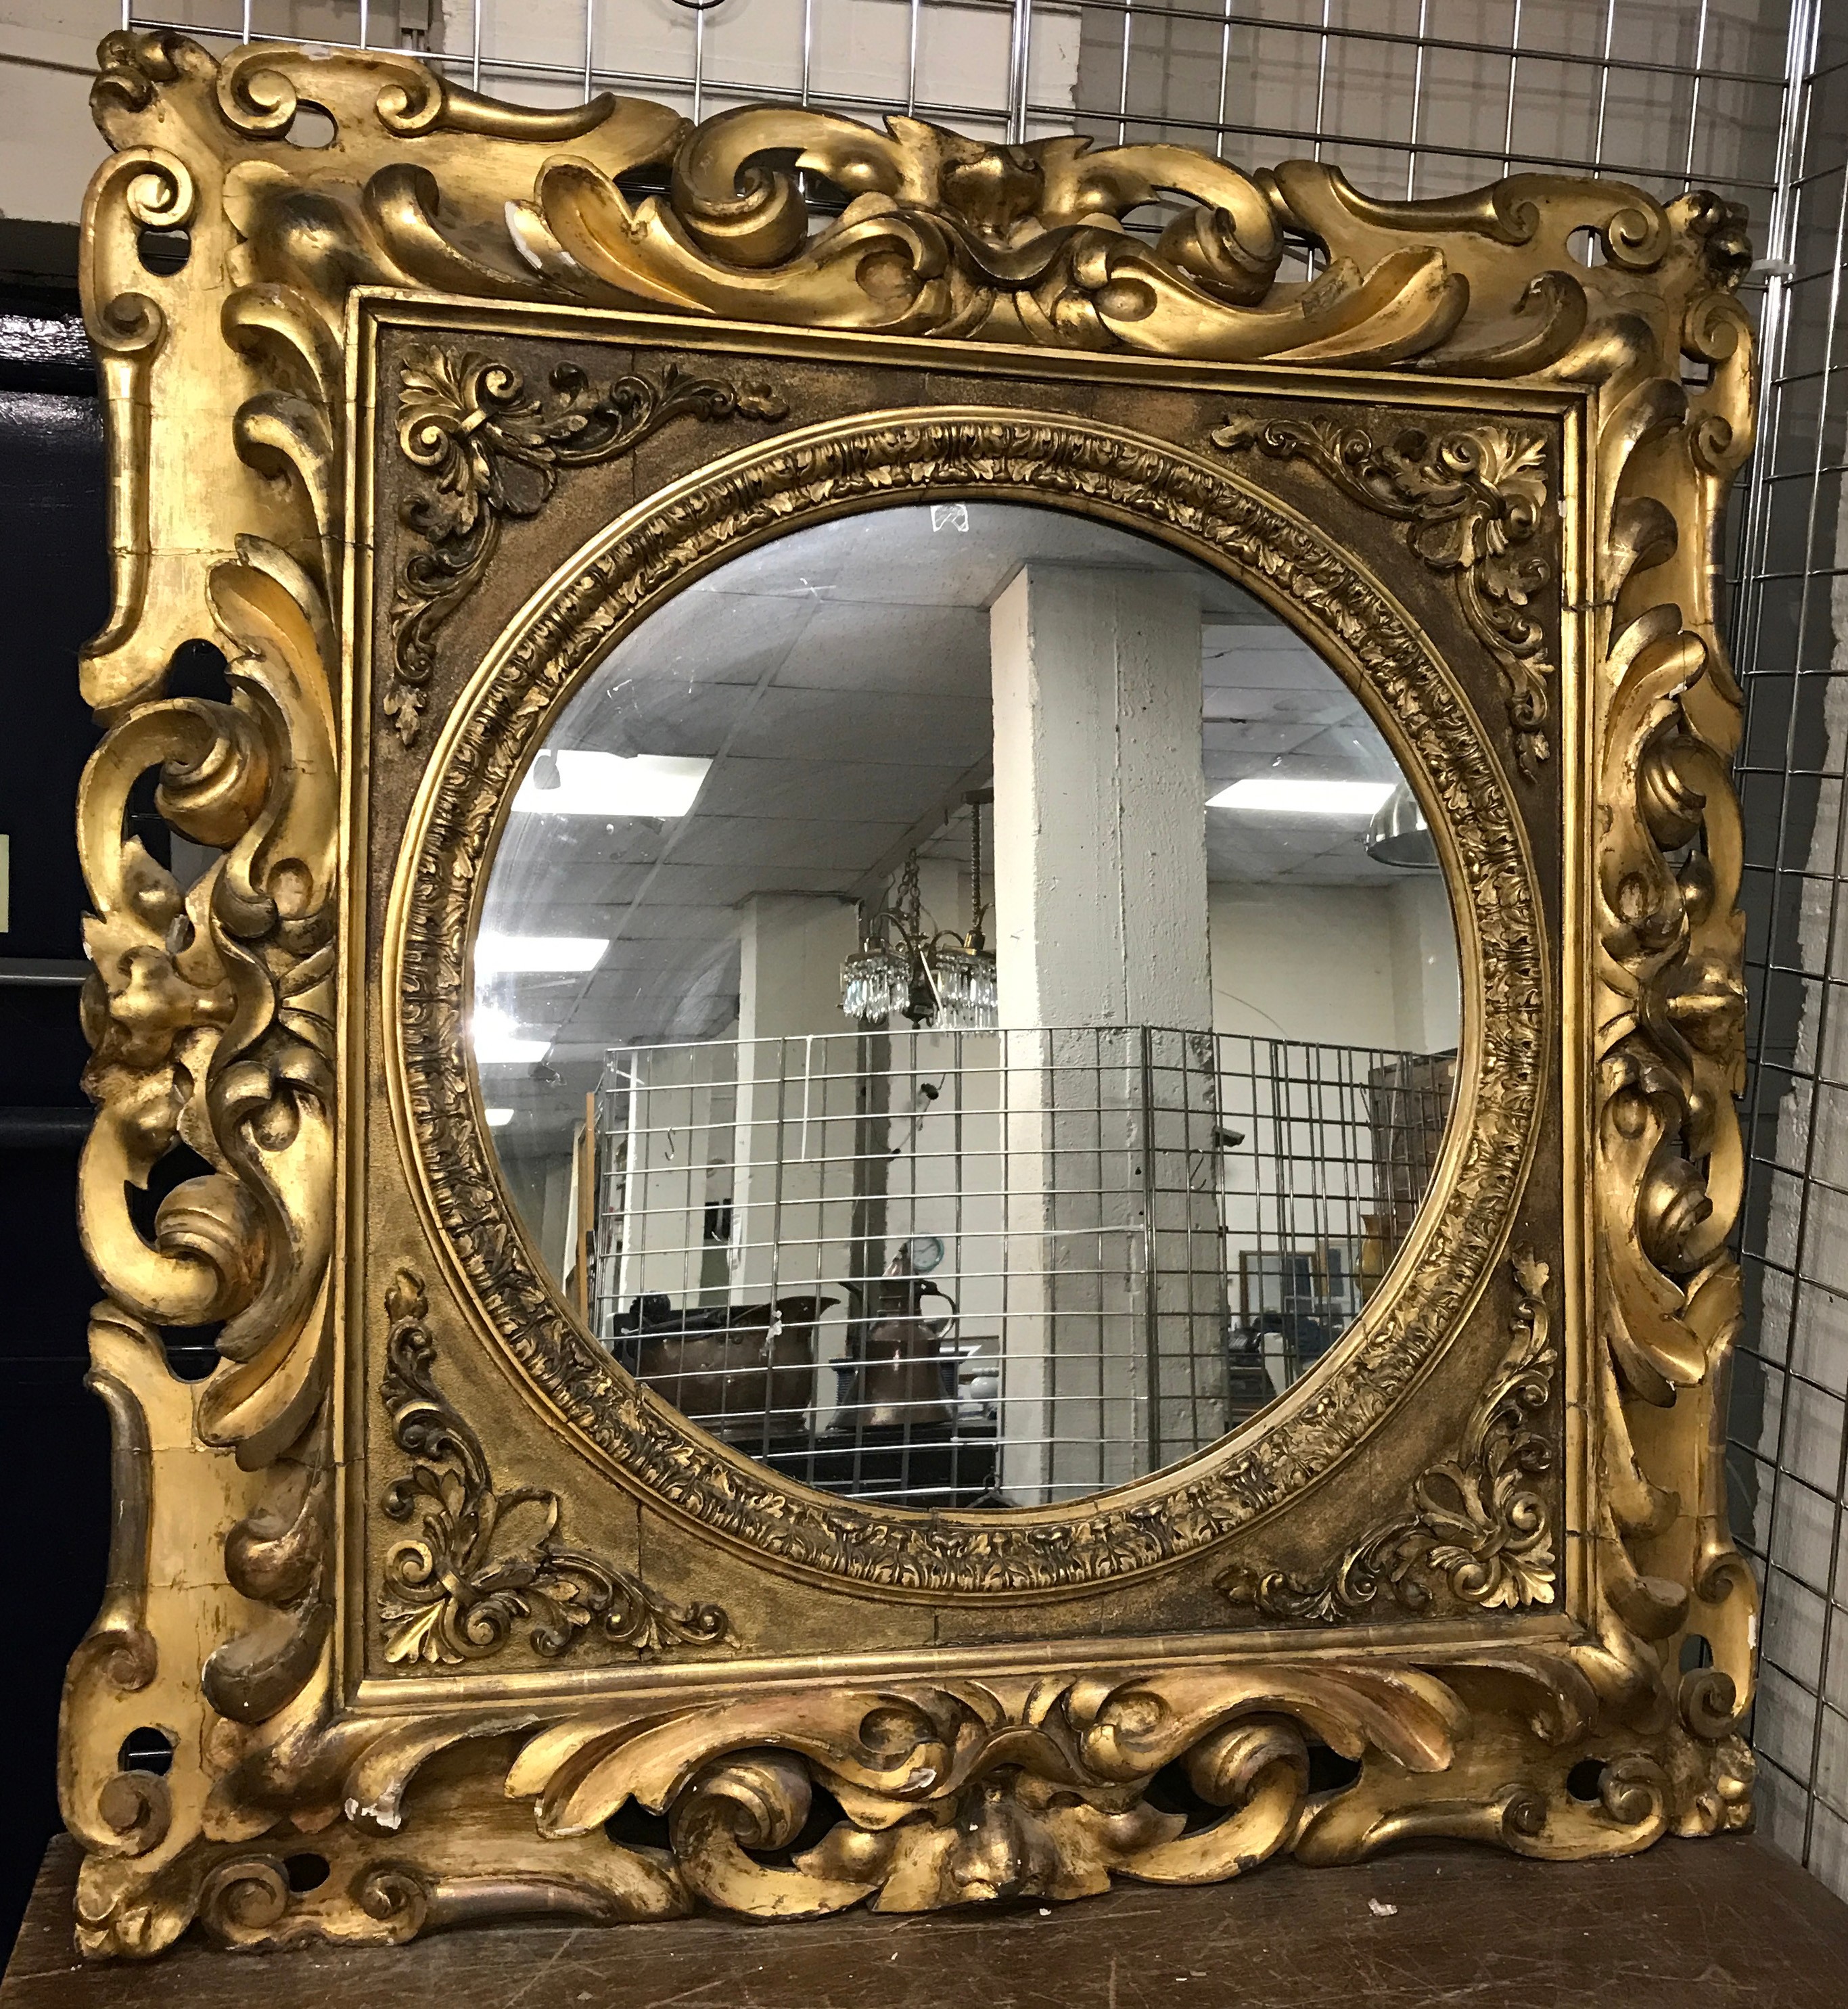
(474, 502, 1459, 1508)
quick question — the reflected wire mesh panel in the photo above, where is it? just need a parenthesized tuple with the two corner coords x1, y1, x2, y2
(588, 1027, 1452, 1506)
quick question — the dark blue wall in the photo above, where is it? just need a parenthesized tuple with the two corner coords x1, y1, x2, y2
(0, 231, 114, 1950)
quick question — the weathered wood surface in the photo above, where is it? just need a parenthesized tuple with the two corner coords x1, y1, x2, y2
(6, 1832, 1847, 2007)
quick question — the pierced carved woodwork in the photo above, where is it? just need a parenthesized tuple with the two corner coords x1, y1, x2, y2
(62, 26, 1758, 1961)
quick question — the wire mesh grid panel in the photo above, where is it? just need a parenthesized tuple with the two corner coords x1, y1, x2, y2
(1725, 0, 1848, 1904)
(585, 1026, 1452, 1506)
(125, 1, 1786, 210)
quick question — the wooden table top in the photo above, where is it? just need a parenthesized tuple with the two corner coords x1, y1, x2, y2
(7, 1830, 1848, 2007)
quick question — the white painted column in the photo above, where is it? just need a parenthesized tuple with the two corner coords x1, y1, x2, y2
(989, 565, 1212, 1032)
(987, 566, 1224, 1498)
(729, 898, 863, 1428)
(616, 1042, 726, 1307)
(737, 894, 864, 1046)
(1388, 876, 1462, 1056)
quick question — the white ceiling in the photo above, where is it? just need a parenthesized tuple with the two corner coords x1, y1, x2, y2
(479, 502, 1413, 1124)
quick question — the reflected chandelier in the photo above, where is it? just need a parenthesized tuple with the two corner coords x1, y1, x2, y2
(841, 796, 996, 1030)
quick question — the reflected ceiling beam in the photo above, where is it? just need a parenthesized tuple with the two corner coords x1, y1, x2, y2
(846, 755, 994, 905)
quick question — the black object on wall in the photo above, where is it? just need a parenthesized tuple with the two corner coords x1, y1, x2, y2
(0, 217, 112, 1953)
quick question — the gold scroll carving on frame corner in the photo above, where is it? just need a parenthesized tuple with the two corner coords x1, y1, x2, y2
(1218, 1249, 1560, 1625)
(59, 25, 1758, 1958)
(1209, 413, 1558, 781)
(386, 344, 787, 745)
(377, 1267, 732, 1667)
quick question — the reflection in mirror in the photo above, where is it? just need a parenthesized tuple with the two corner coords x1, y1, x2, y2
(476, 504, 1459, 1508)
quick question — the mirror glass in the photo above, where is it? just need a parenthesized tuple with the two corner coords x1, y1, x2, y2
(475, 503, 1460, 1507)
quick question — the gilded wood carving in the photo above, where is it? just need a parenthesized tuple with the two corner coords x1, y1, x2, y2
(388, 348, 785, 744)
(1218, 1251, 1556, 1621)
(1209, 416, 1557, 777)
(62, 27, 1757, 1958)
(377, 1270, 733, 1667)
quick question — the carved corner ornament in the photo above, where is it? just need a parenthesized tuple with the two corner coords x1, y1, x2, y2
(1210, 415, 1557, 779)
(1219, 1252, 1557, 1622)
(378, 1270, 731, 1665)
(388, 348, 786, 744)
(63, 28, 1757, 1961)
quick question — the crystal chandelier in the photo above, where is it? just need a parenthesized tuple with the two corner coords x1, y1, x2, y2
(841, 796, 997, 1030)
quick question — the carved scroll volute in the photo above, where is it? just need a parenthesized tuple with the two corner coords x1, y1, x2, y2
(76, 536, 336, 1435)
(85, 32, 689, 717)
(58, 1303, 279, 1956)
(538, 106, 1287, 347)
(68, 503, 342, 1940)
(85, 37, 295, 718)
(1571, 185, 1757, 1742)
(1262, 166, 1650, 375)
(501, 1665, 1466, 1919)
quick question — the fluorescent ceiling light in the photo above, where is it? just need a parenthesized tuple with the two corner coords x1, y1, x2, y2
(512, 750, 711, 819)
(484, 1107, 514, 1128)
(476, 933, 608, 974)
(473, 1008, 550, 1065)
(1208, 777, 1397, 817)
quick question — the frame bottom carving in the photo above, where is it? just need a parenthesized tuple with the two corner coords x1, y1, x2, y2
(73, 1658, 1751, 1954)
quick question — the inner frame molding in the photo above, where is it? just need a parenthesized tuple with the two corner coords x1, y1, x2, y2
(387, 392, 1546, 1597)
(62, 27, 1756, 1958)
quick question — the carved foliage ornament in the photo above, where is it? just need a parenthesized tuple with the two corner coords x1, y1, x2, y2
(379, 1270, 732, 1665)
(1211, 415, 1557, 778)
(1219, 1251, 1557, 1622)
(388, 348, 786, 743)
(62, 29, 1757, 1959)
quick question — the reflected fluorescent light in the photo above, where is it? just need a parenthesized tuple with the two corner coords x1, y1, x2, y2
(476, 933, 608, 973)
(473, 1007, 549, 1065)
(1209, 777, 1397, 816)
(484, 1107, 514, 1128)
(513, 750, 710, 818)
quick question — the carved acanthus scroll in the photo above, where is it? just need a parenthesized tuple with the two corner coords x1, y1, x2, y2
(1220, 1253, 1557, 1622)
(1211, 414, 1556, 777)
(379, 1271, 731, 1666)
(388, 347, 785, 743)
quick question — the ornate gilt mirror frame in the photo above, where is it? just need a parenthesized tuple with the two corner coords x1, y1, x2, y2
(62, 28, 1758, 1958)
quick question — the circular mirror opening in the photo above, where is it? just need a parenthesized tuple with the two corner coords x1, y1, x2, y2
(476, 502, 1460, 1508)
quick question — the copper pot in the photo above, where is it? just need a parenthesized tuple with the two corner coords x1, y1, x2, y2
(835, 1265, 956, 1429)
(625, 1295, 835, 1444)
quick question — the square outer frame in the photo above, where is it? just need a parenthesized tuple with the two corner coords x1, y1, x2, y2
(60, 28, 1757, 1957)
